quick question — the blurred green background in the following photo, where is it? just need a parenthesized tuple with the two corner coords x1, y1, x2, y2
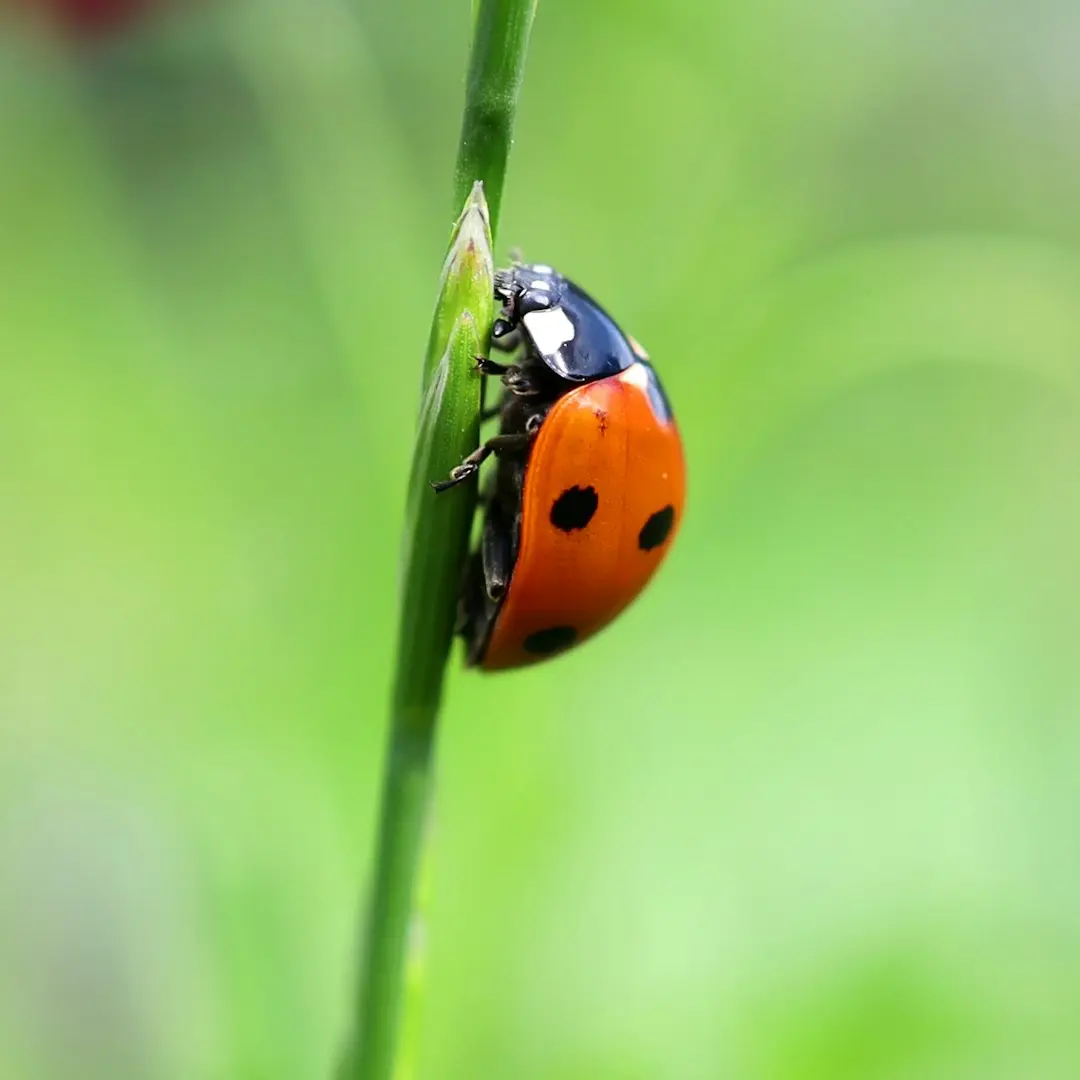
(4, 0, 1080, 1078)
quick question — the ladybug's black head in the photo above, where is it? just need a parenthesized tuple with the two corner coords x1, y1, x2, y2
(494, 262, 639, 384)
(493, 263, 565, 325)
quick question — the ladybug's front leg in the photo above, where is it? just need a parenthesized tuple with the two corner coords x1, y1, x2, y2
(490, 318, 523, 355)
(475, 356, 510, 376)
(430, 433, 530, 493)
(475, 355, 538, 397)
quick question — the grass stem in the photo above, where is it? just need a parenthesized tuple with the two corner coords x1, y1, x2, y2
(344, 4, 537, 1078)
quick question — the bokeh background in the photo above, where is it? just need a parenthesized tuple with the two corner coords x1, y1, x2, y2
(4, 0, 1080, 1077)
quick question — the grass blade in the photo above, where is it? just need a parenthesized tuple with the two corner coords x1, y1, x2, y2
(344, 4, 538, 1077)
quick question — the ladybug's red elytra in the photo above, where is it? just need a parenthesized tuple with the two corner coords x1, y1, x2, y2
(433, 261, 686, 670)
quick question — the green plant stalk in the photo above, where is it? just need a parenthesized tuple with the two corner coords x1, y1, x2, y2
(344, 190, 492, 1080)
(346, 4, 537, 1078)
(454, 0, 538, 237)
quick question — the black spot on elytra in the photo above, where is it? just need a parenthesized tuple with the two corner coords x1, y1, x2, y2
(638, 505, 675, 551)
(550, 485, 598, 532)
(523, 626, 578, 656)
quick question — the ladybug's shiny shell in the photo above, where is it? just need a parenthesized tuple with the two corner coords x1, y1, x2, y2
(481, 359, 684, 669)
(454, 263, 686, 670)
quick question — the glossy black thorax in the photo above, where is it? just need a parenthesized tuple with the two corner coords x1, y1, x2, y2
(494, 263, 639, 383)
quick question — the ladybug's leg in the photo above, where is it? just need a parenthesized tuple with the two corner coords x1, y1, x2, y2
(430, 433, 530, 493)
(473, 354, 539, 397)
(490, 319, 523, 354)
(503, 366, 541, 397)
(459, 547, 505, 667)
(480, 502, 513, 600)
(476, 356, 510, 376)
(456, 553, 493, 666)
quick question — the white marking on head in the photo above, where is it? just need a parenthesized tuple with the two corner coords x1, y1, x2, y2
(522, 307, 575, 356)
(530, 264, 554, 275)
(531, 279, 552, 290)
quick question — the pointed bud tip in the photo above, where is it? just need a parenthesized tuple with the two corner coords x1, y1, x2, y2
(457, 180, 492, 238)
(429, 182, 496, 369)
(445, 192, 494, 282)
(466, 178, 487, 208)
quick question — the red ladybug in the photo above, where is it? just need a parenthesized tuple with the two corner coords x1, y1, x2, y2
(434, 262, 686, 670)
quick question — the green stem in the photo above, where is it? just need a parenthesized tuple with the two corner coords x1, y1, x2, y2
(344, 4, 537, 1079)
(347, 724, 435, 1080)
(454, 0, 538, 235)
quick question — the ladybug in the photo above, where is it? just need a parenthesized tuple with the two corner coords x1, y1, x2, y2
(433, 261, 685, 670)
